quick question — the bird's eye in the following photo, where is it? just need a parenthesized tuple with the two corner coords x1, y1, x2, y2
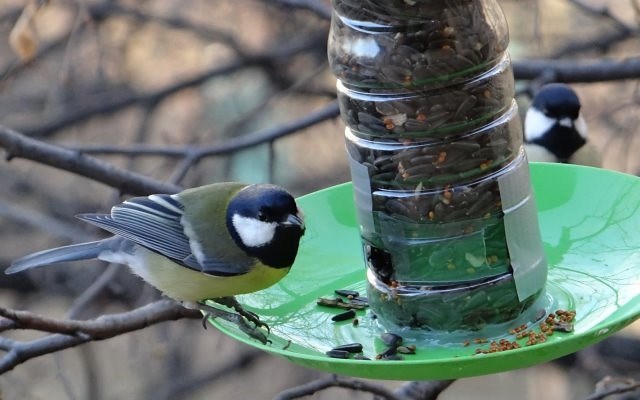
(258, 211, 267, 221)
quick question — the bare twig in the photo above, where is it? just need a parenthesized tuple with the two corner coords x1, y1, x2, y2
(553, 29, 637, 57)
(0, 300, 199, 336)
(568, 0, 633, 31)
(267, 0, 332, 19)
(157, 349, 266, 400)
(273, 374, 402, 400)
(18, 33, 327, 138)
(0, 100, 338, 190)
(512, 57, 640, 82)
(0, 124, 180, 195)
(584, 377, 640, 400)
(0, 300, 201, 373)
(0, 200, 89, 242)
(68, 100, 340, 160)
(541, 1, 639, 58)
(394, 380, 454, 400)
(0, 31, 77, 81)
(86, 2, 248, 56)
(65, 264, 123, 319)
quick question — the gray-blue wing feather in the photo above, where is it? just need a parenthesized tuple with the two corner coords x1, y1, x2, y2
(78, 194, 251, 276)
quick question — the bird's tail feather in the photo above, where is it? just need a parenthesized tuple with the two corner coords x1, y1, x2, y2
(6, 240, 107, 274)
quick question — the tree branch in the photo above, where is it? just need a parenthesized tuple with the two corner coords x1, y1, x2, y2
(86, 2, 248, 56)
(0, 124, 180, 196)
(18, 33, 327, 138)
(568, 0, 633, 31)
(157, 349, 266, 400)
(512, 57, 640, 82)
(585, 377, 640, 400)
(273, 374, 402, 400)
(0, 300, 201, 373)
(393, 380, 454, 400)
(267, 0, 332, 19)
(67, 100, 340, 159)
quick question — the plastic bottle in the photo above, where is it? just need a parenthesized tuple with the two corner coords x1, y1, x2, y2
(328, 0, 547, 331)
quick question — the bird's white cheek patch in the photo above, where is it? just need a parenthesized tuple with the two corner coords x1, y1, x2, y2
(232, 214, 277, 248)
(524, 108, 556, 141)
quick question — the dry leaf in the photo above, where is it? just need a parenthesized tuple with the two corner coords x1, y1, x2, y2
(8, 2, 40, 63)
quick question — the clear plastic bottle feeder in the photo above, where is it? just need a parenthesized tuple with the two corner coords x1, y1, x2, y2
(329, 0, 547, 332)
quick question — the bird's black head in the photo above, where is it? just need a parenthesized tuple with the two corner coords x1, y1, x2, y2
(227, 184, 305, 268)
(531, 83, 581, 120)
(525, 83, 587, 161)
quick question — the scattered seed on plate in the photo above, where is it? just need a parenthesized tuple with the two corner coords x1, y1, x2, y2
(380, 354, 404, 361)
(332, 343, 363, 353)
(349, 296, 369, 306)
(552, 321, 574, 333)
(317, 297, 367, 310)
(375, 346, 397, 359)
(474, 309, 577, 354)
(396, 345, 416, 354)
(335, 289, 360, 298)
(381, 332, 403, 347)
(332, 309, 357, 322)
(326, 349, 350, 359)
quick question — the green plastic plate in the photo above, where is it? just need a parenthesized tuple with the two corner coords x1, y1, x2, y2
(209, 163, 640, 380)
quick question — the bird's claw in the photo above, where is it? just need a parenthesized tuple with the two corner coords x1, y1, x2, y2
(213, 297, 270, 333)
(198, 300, 271, 344)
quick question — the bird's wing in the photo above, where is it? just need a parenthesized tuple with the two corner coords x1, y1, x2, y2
(77, 194, 252, 276)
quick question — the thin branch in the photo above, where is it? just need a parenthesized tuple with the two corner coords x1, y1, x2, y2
(68, 100, 340, 161)
(18, 33, 327, 138)
(533, 1, 640, 59)
(0, 31, 77, 82)
(157, 349, 266, 400)
(512, 57, 640, 82)
(86, 2, 248, 56)
(0, 6, 21, 24)
(0, 300, 199, 337)
(0, 300, 201, 373)
(568, 0, 633, 31)
(0, 200, 89, 242)
(552, 29, 636, 57)
(393, 380, 454, 400)
(267, 0, 332, 19)
(65, 264, 122, 319)
(273, 374, 402, 400)
(0, 124, 180, 196)
(584, 377, 640, 400)
(0, 100, 338, 193)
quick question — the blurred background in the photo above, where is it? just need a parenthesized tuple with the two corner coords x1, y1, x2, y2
(0, 0, 639, 399)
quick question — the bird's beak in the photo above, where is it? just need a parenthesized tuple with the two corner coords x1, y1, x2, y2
(558, 117, 574, 128)
(284, 211, 305, 232)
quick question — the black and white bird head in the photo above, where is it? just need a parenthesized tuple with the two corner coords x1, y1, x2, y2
(227, 184, 305, 268)
(524, 83, 589, 163)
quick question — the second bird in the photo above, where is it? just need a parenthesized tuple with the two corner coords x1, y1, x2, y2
(524, 83, 601, 167)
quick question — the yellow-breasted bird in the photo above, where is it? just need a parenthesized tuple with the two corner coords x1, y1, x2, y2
(6, 182, 305, 343)
(524, 83, 601, 167)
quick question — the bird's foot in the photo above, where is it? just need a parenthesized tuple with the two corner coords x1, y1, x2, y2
(213, 296, 270, 334)
(197, 301, 270, 345)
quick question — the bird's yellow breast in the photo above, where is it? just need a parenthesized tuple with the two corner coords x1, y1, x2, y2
(129, 248, 290, 302)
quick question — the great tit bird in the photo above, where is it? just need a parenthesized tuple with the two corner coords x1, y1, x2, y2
(524, 83, 601, 167)
(6, 182, 305, 343)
